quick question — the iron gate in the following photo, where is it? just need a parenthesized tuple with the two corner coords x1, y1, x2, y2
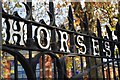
(1, 1, 120, 80)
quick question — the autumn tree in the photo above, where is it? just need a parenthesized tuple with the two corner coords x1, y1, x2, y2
(71, 1, 118, 33)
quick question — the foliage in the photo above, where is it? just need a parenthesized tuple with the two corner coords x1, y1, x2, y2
(2, 1, 119, 31)
(71, 2, 118, 32)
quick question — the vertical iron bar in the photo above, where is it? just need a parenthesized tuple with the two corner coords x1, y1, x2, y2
(72, 57, 76, 76)
(83, 12, 92, 55)
(117, 53, 120, 79)
(83, 12, 92, 79)
(94, 57, 98, 80)
(42, 54, 45, 80)
(80, 56, 83, 79)
(96, 19, 105, 80)
(107, 57, 110, 79)
(101, 57, 105, 80)
(49, 1, 55, 26)
(54, 58, 57, 79)
(70, 33, 75, 53)
(68, 5, 76, 77)
(29, 50, 32, 64)
(87, 57, 91, 80)
(26, 2, 32, 39)
(27, 2, 32, 64)
(106, 25, 116, 79)
(51, 29, 57, 51)
(14, 55, 18, 80)
(116, 21, 120, 79)
(112, 58, 116, 80)
(49, 2, 58, 79)
(49, 1, 57, 79)
(26, 2, 32, 64)
(71, 34, 76, 76)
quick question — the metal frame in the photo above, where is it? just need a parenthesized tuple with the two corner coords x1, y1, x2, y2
(1, 1, 120, 80)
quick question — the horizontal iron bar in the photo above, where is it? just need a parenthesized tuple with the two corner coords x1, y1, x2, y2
(2, 45, 120, 59)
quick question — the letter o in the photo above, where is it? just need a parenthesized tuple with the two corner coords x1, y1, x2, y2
(37, 27, 50, 49)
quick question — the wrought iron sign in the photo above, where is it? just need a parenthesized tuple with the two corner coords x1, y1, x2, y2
(1, 1, 120, 80)
(2, 2, 120, 57)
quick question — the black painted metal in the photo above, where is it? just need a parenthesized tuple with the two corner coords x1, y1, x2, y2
(1, 2, 120, 80)
(2, 46, 36, 80)
(94, 57, 99, 80)
(14, 55, 18, 80)
(117, 53, 120, 79)
(97, 19, 105, 80)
